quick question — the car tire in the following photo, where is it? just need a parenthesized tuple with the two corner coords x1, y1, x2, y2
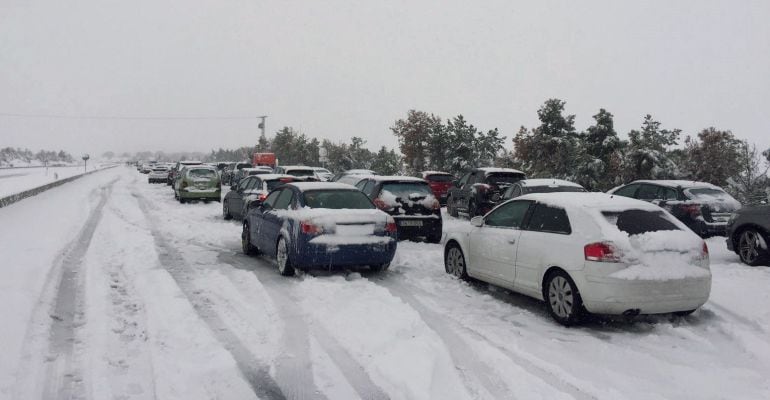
(241, 223, 257, 255)
(276, 236, 295, 276)
(179, 197, 186, 204)
(370, 262, 390, 272)
(673, 309, 696, 317)
(223, 201, 233, 220)
(544, 270, 584, 326)
(444, 242, 468, 280)
(468, 199, 478, 218)
(447, 195, 458, 218)
(737, 228, 769, 266)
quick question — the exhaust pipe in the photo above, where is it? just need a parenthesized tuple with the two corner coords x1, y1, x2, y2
(622, 309, 640, 317)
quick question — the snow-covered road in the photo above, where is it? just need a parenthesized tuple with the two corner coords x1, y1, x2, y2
(1, 166, 769, 400)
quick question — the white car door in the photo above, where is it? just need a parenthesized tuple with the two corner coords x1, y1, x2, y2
(468, 200, 532, 284)
(514, 203, 573, 296)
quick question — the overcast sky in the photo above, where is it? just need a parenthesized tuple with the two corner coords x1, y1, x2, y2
(1, 0, 769, 156)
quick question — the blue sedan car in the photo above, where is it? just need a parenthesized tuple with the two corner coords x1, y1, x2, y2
(241, 182, 398, 276)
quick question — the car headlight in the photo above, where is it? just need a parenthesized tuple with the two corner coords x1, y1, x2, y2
(727, 213, 737, 225)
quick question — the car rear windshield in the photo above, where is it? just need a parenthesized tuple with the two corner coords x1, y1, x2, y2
(685, 187, 733, 202)
(288, 169, 315, 177)
(526, 186, 585, 194)
(486, 173, 525, 185)
(247, 170, 270, 176)
(187, 169, 216, 178)
(303, 190, 375, 209)
(152, 168, 168, 172)
(236, 163, 252, 170)
(425, 174, 454, 182)
(602, 209, 680, 235)
(381, 182, 433, 199)
(266, 179, 292, 191)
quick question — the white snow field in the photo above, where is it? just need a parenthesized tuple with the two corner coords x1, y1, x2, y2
(0, 165, 105, 198)
(1, 166, 769, 400)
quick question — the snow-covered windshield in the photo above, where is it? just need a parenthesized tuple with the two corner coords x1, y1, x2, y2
(187, 169, 216, 178)
(486, 173, 525, 186)
(381, 182, 433, 200)
(685, 188, 735, 203)
(303, 189, 375, 209)
(602, 209, 680, 236)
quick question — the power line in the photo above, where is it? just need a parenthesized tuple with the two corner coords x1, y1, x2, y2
(0, 112, 258, 121)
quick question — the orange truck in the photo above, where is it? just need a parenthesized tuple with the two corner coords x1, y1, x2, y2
(252, 152, 277, 168)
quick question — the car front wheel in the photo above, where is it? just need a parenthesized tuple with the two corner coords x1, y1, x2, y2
(276, 237, 295, 276)
(241, 223, 257, 255)
(544, 270, 584, 326)
(223, 200, 232, 220)
(737, 228, 769, 266)
(444, 243, 468, 280)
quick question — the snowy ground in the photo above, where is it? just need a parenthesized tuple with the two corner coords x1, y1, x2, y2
(1, 166, 769, 400)
(0, 165, 107, 198)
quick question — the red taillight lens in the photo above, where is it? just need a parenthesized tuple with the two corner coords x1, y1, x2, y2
(258, 193, 267, 201)
(300, 221, 323, 235)
(679, 204, 702, 217)
(373, 198, 390, 210)
(385, 221, 397, 233)
(702, 241, 709, 256)
(584, 242, 621, 262)
(476, 183, 491, 192)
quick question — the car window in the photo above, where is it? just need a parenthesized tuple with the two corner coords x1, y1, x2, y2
(380, 182, 433, 200)
(187, 169, 216, 178)
(355, 179, 367, 190)
(511, 186, 522, 198)
(603, 210, 680, 235)
(485, 172, 525, 186)
(659, 186, 678, 200)
(266, 178, 291, 191)
(287, 169, 315, 177)
(273, 189, 294, 210)
(426, 174, 454, 182)
(263, 190, 281, 208)
(613, 184, 639, 198)
(302, 190, 375, 209)
(525, 204, 572, 234)
(637, 184, 660, 200)
(485, 200, 532, 228)
(246, 178, 259, 191)
(238, 177, 251, 190)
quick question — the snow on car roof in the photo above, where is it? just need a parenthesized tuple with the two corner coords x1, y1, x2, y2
(289, 182, 358, 191)
(421, 171, 453, 176)
(519, 179, 583, 188)
(370, 175, 427, 182)
(477, 167, 525, 174)
(517, 192, 663, 212)
(280, 165, 314, 170)
(179, 160, 202, 164)
(343, 169, 375, 174)
(631, 180, 720, 189)
(252, 174, 294, 180)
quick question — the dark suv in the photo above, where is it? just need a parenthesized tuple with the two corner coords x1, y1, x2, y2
(609, 180, 741, 237)
(447, 168, 526, 218)
(354, 176, 442, 243)
(726, 204, 770, 266)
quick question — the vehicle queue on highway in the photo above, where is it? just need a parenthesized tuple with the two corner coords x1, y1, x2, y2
(135, 158, 766, 326)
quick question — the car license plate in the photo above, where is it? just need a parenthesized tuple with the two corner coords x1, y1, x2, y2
(399, 220, 423, 227)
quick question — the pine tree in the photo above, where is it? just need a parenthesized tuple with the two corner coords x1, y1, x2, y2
(683, 128, 742, 187)
(622, 115, 681, 181)
(390, 110, 441, 174)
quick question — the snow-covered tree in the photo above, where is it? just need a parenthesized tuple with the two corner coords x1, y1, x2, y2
(683, 128, 743, 187)
(391, 110, 441, 174)
(622, 115, 681, 181)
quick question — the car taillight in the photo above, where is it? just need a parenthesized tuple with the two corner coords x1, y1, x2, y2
(702, 241, 709, 258)
(373, 198, 390, 210)
(476, 183, 490, 192)
(385, 217, 397, 233)
(584, 242, 621, 262)
(300, 221, 323, 235)
(678, 204, 702, 217)
(258, 193, 267, 201)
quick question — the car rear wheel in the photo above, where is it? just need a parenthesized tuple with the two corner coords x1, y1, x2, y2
(444, 243, 468, 280)
(370, 262, 390, 272)
(276, 237, 295, 276)
(447, 195, 458, 218)
(544, 270, 584, 326)
(738, 229, 769, 266)
(223, 201, 233, 220)
(241, 223, 257, 255)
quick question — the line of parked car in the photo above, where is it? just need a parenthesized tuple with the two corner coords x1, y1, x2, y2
(138, 161, 768, 325)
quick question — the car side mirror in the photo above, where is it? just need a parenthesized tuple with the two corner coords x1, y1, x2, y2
(470, 216, 484, 227)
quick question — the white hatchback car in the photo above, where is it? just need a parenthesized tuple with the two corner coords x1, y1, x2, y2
(444, 192, 712, 325)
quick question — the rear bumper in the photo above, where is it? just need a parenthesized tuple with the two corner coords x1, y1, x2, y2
(296, 239, 397, 268)
(393, 216, 442, 240)
(575, 274, 712, 315)
(684, 219, 728, 237)
(178, 190, 221, 200)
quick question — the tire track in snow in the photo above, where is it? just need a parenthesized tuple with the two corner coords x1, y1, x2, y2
(43, 178, 118, 400)
(372, 275, 598, 400)
(133, 192, 286, 400)
(216, 250, 390, 400)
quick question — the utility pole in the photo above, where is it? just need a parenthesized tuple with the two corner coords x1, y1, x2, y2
(258, 116, 268, 142)
(82, 154, 90, 172)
